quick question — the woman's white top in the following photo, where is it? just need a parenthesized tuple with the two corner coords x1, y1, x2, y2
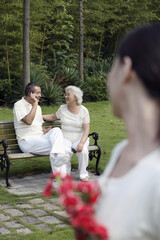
(95, 140, 160, 240)
(56, 104, 90, 143)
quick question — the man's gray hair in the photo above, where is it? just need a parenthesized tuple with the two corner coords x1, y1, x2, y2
(65, 85, 83, 105)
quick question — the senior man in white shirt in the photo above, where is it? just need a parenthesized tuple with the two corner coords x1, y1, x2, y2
(13, 82, 69, 174)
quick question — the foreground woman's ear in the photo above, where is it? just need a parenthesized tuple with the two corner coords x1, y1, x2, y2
(122, 56, 133, 84)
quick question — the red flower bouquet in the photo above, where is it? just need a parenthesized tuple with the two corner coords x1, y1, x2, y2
(43, 172, 109, 240)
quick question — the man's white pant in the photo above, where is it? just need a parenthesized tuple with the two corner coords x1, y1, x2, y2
(18, 128, 66, 171)
(51, 138, 89, 179)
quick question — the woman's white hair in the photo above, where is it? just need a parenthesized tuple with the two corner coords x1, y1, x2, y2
(65, 85, 83, 105)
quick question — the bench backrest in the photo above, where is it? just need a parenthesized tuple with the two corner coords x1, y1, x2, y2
(0, 120, 61, 154)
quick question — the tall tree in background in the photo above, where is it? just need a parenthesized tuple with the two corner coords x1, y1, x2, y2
(79, 0, 83, 80)
(23, 0, 30, 92)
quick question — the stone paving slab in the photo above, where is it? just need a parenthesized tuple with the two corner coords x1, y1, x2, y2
(26, 209, 47, 217)
(29, 198, 45, 204)
(4, 221, 23, 228)
(3, 209, 24, 216)
(54, 210, 69, 218)
(16, 203, 33, 209)
(16, 228, 33, 234)
(0, 213, 10, 221)
(1, 205, 13, 209)
(38, 216, 62, 224)
(20, 216, 40, 224)
(35, 223, 52, 231)
(50, 197, 61, 205)
(38, 203, 61, 211)
(0, 227, 11, 234)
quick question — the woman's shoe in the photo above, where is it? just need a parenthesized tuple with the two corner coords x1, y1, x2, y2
(81, 176, 89, 182)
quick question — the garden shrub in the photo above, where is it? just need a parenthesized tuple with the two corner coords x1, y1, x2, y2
(83, 73, 108, 102)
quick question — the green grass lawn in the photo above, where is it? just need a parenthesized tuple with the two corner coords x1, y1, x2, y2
(0, 101, 126, 240)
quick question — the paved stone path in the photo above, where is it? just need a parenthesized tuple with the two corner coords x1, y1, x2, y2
(0, 196, 68, 235)
(0, 170, 99, 236)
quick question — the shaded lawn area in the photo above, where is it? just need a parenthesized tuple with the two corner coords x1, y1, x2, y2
(0, 101, 126, 178)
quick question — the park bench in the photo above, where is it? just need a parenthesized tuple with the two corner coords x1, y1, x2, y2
(0, 120, 101, 187)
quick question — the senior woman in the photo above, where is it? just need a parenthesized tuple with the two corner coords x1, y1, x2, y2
(95, 22, 160, 240)
(44, 86, 90, 181)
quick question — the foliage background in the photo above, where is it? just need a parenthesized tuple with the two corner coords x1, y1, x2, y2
(0, 0, 159, 105)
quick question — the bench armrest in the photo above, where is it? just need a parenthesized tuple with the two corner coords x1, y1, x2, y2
(0, 140, 8, 155)
(88, 132, 99, 145)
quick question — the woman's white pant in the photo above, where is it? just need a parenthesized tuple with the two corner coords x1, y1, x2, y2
(18, 128, 65, 167)
(51, 138, 89, 179)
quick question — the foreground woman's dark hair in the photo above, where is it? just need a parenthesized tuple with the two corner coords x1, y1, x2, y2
(117, 22, 160, 100)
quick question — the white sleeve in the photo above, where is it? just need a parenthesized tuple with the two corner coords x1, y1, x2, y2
(56, 105, 63, 119)
(13, 102, 28, 122)
(38, 106, 44, 124)
(83, 106, 90, 123)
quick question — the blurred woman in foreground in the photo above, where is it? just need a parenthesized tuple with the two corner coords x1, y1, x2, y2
(95, 22, 160, 239)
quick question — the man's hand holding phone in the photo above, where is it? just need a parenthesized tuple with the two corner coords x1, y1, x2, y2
(29, 92, 38, 105)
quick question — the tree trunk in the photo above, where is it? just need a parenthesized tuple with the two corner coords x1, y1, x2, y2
(79, 0, 84, 80)
(5, 39, 11, 92)
(40, 25, 46, 65)
(23, 0, 30, 93)
(98, 31, 103, 61)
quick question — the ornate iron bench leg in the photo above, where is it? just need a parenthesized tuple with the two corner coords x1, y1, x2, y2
(89, 147, 101, 175)
(95, 147, 101, 176)
(0, 154, 11, 187)
(5, 155, 10, 187)
(0, 140, 11, 187)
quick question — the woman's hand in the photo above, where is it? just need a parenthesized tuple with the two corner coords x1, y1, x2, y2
(42, 127, 52, 134)
(76, 142, 84, 152)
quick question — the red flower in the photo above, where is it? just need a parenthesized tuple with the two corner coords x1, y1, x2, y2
(50, 171, 61, 180)
(62, 174, 73, 181)
(76, 181, 100, 204)
(58, 179, 75, 195)
(71, 214, 96, 233)
(93, 225, 109, 239)
(74, 204, 94, 217)
(43, 181, 53, 197)
(43, 172, 109, 239)
(72, 215, 108, 239)
(89, 192, 100, 204)
(60, 192, 81, 215)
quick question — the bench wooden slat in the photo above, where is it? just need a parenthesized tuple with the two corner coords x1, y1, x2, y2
(0, 134, 16, 140)
(1, 139, 18, 145)
(0, 121, 14, 129)
(2, 149, 22, 154)
(0, 129, 15, 134)
(0, 120, 61, 129)
(0, 145, 20, 151)
(8, 152, 45, 160)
